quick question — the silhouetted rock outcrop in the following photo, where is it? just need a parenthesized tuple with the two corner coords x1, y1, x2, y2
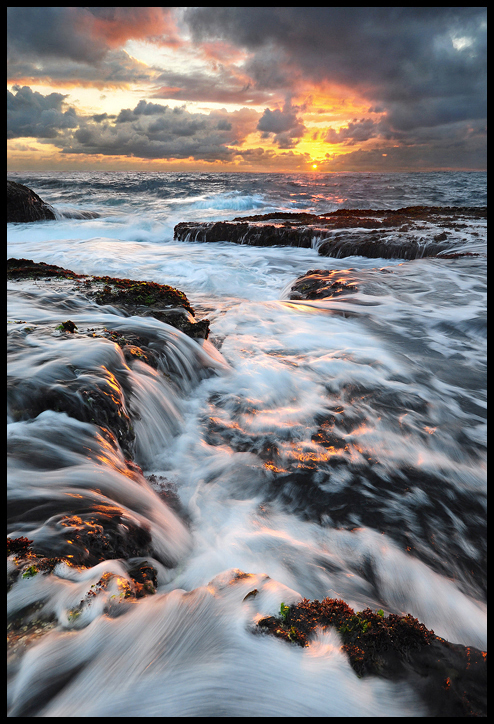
(7, 180, 56, 222)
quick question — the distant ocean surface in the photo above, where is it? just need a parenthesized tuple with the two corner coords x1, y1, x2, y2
(7, 171, 486, 716)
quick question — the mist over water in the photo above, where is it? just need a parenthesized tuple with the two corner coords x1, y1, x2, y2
(7, 172, 486, 716)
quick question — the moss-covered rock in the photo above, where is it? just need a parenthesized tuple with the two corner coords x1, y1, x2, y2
(7, 258, 82, 280)
(257, 597, 486, 717)
(91, 275, 195, 316)
(7, 259, 210, 339)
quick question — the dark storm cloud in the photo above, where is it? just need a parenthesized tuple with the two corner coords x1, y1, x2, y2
(326, 127, 487, 172)
(257, 103, 306, 148)
(325, 119, 384, 145)
(184, 7, 487, 140)
(7, 85, 79, 139)
(184, 8, 486, 99)
(7, 49, 156, 90)
(7, 7, 176, 64)
(7, 8, 173, 88)
(53, 99, 259, 162)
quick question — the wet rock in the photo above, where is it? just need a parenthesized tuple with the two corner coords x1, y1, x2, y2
(7, 257, 82, 280)
(289, 269, 358, 300)
(85, 275, 210, 340)
(257, 597, 486, 717)
(7, 259, 210, 340)
(317, 233, 450, 260)
(126, 560, 158, 597)
(174, 220, 314, 248)
(7, 180, 56, 223)
(174, 206, 486, 260)
(8, 497, 154, 567)
(57, 320, 78, 333)
(8, 363, 136, 459)
(434, 231, 448, 241)
(90, 275, 195, 315)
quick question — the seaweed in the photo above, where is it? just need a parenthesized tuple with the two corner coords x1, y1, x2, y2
(258, 597, 435, 676)
(91, 275, 194, 315)
(7, 258, 82, 280)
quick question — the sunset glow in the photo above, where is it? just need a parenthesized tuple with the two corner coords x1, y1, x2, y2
(7, 7, 486, 172)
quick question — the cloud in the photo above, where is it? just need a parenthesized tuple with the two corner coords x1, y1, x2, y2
(257, 102, 306, 148)
(52, 98, 260, 162)
(7, 7, 178, 65)
(7, 8, 174, 90)
(184, 8, 487, 130)
(151, 67, 274, 106)
(7, 85, 79, 139)
(325, 119, 384, 145)
(7, 85, 264, 164)
(6, 8, 487, 170)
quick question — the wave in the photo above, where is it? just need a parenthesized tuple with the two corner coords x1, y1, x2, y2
(53, 208, 100, 220)
(186, 192, 267, 212)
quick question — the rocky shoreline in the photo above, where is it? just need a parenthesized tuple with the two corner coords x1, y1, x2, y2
(7, 183, 487, 716)
(174, 207, 486, 260)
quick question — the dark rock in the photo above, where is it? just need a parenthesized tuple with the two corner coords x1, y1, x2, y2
(7, 537, 34, 557)
(7, 259, 210, 340)
(174, 220, 314, 248)
(289, 269, 358, 300)
(257, 597, 486, 717)
(7, 353, 136, 458)
(434, 231, 448, 241)
(90, 275, 195, 315)
(57, 320, 78, 333)
(126, 560, 158, 597)
(87, 275, 210, 339)
(174, 206, 486, 260)
(7, 258, 82, 280)
(316, 234, 450, 260)
(7, 180, 56, 223)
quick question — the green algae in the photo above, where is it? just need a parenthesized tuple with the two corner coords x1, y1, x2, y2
(91, 275, 194, 315)
(21, 565, 39, 579)
(258, 597, 435, 677)
(56, 320, 78, 333)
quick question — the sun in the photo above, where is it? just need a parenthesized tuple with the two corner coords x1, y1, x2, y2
(312, 163, 318, 170)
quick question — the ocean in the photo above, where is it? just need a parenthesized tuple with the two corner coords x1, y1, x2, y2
(7, 171, 487, 716)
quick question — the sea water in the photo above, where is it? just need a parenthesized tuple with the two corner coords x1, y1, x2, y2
(7, 171, 486, 716)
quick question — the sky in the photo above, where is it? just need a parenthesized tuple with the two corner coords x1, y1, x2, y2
(7, 7, 487, 173)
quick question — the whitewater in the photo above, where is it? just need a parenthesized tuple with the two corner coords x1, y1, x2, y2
(7, 171, 486, 716)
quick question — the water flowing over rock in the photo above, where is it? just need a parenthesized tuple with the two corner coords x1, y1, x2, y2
(257, 595, 487, 717)
(7, 259, 210, 340)
(174, 207, 486, 260)
(7, 180, 56, 223)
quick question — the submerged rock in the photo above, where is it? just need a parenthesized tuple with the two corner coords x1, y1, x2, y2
(7, 180, 56, 223)
(257, 597, 487, 717)
(289, 268, 359, 300)
(174, 206, 486, 260)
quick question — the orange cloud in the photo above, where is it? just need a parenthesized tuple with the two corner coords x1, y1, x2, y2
(79, 8, 182, 49)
